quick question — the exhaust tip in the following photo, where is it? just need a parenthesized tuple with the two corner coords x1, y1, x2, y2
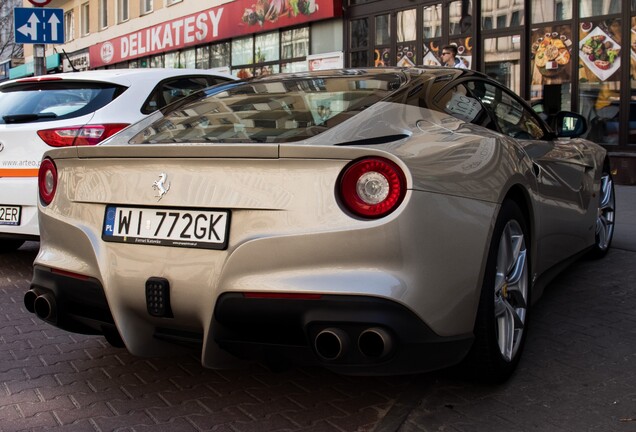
(34, 293, 57, 323)
(24, 289, 41, 313)
(358, 327, 393, 359)
(314, 328, 349, 361)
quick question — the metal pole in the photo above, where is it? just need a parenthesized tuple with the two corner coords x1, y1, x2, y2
(33, 44, 46, 76)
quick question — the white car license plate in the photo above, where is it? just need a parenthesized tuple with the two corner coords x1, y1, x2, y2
(102, 205, 230, 250)
(0, 205, 21, 226)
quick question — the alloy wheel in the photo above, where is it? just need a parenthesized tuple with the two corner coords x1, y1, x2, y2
(494, 220, 528, 362)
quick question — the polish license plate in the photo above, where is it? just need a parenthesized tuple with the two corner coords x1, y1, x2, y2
(0, 205, 21, 226)
(102, 205, 230, 250)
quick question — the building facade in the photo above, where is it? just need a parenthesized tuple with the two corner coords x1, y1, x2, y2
(20, 0, 344, 76)
(15, 0, 636, 182)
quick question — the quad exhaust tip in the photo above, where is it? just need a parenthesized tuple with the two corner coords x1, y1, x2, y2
(24, 288, 41, 313)
(358, 327, 393, 359)
(314, 328, 350, 361)
(33, 292, 57, 323)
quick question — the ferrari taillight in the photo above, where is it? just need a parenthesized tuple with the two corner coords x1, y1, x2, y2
(37, 123, 129, 147)
(338, 157, 407, 219)
(38, 158, 57, 206)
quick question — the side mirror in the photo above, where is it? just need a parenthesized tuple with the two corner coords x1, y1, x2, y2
(554, 111, 587, 138)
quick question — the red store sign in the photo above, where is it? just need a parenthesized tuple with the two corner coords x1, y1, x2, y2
(89, 0, 341, 68)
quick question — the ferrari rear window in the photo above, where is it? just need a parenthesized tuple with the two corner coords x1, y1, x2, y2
(129, 73, 406, 144)
(0, 81, 126, 125)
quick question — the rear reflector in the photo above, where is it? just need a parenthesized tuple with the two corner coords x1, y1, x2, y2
(37, 123, 129, 147)
(51, 268, 89, 280)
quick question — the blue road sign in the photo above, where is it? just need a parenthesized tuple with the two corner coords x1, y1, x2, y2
(14, 7, 64, 44)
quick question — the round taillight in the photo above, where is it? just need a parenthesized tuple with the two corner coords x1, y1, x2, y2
(339, 157, 407, 218)
(38, 158, 58, 206)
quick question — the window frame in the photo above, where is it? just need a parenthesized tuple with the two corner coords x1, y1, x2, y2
(118, 0, 130, 24)
(141, 0, 153, 15)
(64, 10, 74, 42)
(81, 2, 90, 37)
(99, 0, 108, 30)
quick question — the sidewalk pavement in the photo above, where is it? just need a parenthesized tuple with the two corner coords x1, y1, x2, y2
(614, 185, 636, 252)
(374, 184, 636, 432)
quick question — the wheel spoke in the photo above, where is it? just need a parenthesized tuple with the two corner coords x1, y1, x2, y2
(600, 176, 613, 208)
(497, 303, 515, 361)
(507, 249, 526, 287)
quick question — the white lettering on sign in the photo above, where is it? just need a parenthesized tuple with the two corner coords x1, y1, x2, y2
(119, 9, 223, 60)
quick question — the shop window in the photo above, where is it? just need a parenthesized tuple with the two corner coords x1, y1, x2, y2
(482, 0, 523, 29)
(150, 55, 164, 68)
(350, 18, 368, 67)
(450, 36, 473, 69)
(164, 52, 178, 68)
(350, 18, 369, 49)
(196, 46, 210, 69)
(282, 28, 309, 60)
(579, 0, 620, 17)
(64, 10, 74, 42)
(375, 15, 390, 45)
(483, 35, 521, 94)
(396, 9, 416, 67)
(255, 32, 280, 63)
(579, 18, 621, 145)
(180, 48, 196, 69)
(210, 42, 230, 68)
(232, 37, 253, 67)
(375, 14, 391, 66)
(449, 0, 472, 35)
(531, 0, 572, 23)
(350, 51, 368, 67)
(423, 4, 442, 38)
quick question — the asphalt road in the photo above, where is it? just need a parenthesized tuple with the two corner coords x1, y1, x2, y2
(0, 186, 634, 432)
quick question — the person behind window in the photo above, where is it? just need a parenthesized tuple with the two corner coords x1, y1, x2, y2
(441, 45, 467, 69)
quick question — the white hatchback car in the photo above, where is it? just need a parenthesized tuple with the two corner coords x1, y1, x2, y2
(0, 68, 234, 252)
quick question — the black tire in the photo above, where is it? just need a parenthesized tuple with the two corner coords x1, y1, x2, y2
(0, 240, 25, 253)
(588, 164, 615, 259)
(464, 200, 530, 383)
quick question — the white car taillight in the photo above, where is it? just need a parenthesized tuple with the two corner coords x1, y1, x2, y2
(37, 123, 129, 147)
(338, 157, 407, 219)
(38, 158, 57, 206)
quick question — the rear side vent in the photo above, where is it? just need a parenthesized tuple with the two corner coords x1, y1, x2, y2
(145, 277, 173, 318)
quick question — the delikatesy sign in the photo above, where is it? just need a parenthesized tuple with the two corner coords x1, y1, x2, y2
(89, 0, 340, 68)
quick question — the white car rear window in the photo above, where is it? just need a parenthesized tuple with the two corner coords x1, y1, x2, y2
(0, 81, 125, 125)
